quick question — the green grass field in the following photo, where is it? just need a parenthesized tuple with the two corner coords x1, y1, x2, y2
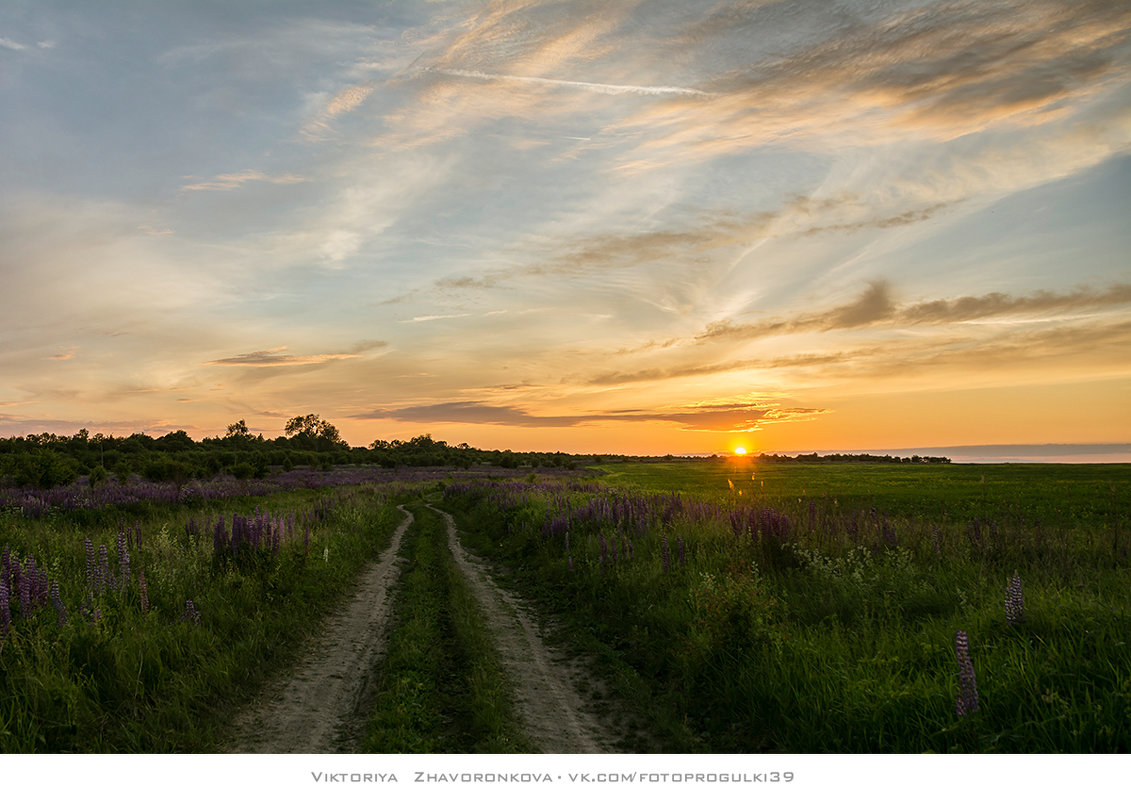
(441, 460, 1131, 752)
(2, 460, 1127, 753)
(592, 460, 1129, 531)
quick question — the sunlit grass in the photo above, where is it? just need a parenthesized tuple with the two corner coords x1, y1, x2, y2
(440, 463, 1131, 752)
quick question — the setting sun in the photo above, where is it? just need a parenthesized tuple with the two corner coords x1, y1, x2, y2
(733, 447, 748, 456)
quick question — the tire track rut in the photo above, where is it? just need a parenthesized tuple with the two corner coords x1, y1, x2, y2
(430, 504, 617, 754)
(223, 505, 414, 753)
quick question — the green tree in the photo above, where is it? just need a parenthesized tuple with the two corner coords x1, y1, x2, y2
(284, 414, 345, 449)
(226, 419, 251, 437)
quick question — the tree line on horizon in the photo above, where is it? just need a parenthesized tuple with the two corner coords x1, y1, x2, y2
(0, 414, 951, 491)
(0, 415, 580, 490)
(754, 451, 951, 464)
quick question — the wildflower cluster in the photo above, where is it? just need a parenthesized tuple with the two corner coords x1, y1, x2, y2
(445, 481, 762, 575)
(1, 464, 515, 520)
(210, 507, 311, 566)
(0, 546, 54, 638)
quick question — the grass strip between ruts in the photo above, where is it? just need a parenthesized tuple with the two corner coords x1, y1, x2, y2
(362, 500, 531, 753)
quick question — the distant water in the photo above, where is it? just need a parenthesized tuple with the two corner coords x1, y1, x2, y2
(810, 444, 1131, 464)
(672, 444, 1131, 464)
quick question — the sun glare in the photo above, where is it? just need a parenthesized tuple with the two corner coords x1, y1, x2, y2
(733, 446, 747, 455)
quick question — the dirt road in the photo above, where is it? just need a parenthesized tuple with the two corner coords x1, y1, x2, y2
(223, 505, 414, 753)
(430, 504, 617, 753)
(224, 502, 618, 753)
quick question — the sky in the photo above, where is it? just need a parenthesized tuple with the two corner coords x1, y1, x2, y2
(1, 0, 1129, 459)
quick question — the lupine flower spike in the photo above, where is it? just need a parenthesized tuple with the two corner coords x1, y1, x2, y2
(50, 580, 66, 627)
(139, 570, 149, 614)
(1005, 572, 1024, 624)
(955, 629, 979, 716)
(116, 530, 130, 591)
(181, 599, 201, 625)
(0, 580, 10, 639)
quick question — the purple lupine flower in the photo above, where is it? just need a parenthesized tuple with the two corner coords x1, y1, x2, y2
(181, 599, 201, 625)
(0, 579, 10, 638)
(16, 560, 30, 618)
(98, 544, 112, 592)
(213, 517, 228, 555)
(32, 558, 49, 610)
(50, 580, 66, 627)
(1005, 573, 1024, 624)
(879, 514, 897, 548)
(661, 532, 671, 572)
(139, 570, 149, 614)
(955, 630, 979, 716)
(117, 530, 130, 590)
(84, 538, 96, 593)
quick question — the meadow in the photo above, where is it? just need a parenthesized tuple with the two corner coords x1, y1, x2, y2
(441, 459, 1131, 752)
(1, 457, 1127, 752)
(0, 468, 427, 752)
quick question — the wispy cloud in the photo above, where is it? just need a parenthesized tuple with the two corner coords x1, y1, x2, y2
(202, 345, 379, 368)
(301, 82, 377, 140)
(181, 170, 308, 192)
(589, 316, 1131, 389)
(352, 398, 824, 433)
(2, 1, 1128, 452)
(900, 283, 1131, 325)
(618, 0, 1131, 165)
(698, 282, 1131, 343)
(433, 195, 954, 297)
(401, 313, 473, 323)
(432, 68, 713, 97)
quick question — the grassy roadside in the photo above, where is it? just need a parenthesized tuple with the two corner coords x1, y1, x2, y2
(0, 484, 402, 752)
(441, 502, 700, 753)
(439, 470, 1131, 753)
(362, 501, 531, 753)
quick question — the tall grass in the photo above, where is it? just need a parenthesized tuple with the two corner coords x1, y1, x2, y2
(440, 467, 1131, 752)
(0, 484, 401, 752)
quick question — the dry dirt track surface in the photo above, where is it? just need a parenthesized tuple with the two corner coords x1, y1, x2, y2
(430, 504, 618, 754)
(224, 502, 620, 754)
(223, 505, 414, 754)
